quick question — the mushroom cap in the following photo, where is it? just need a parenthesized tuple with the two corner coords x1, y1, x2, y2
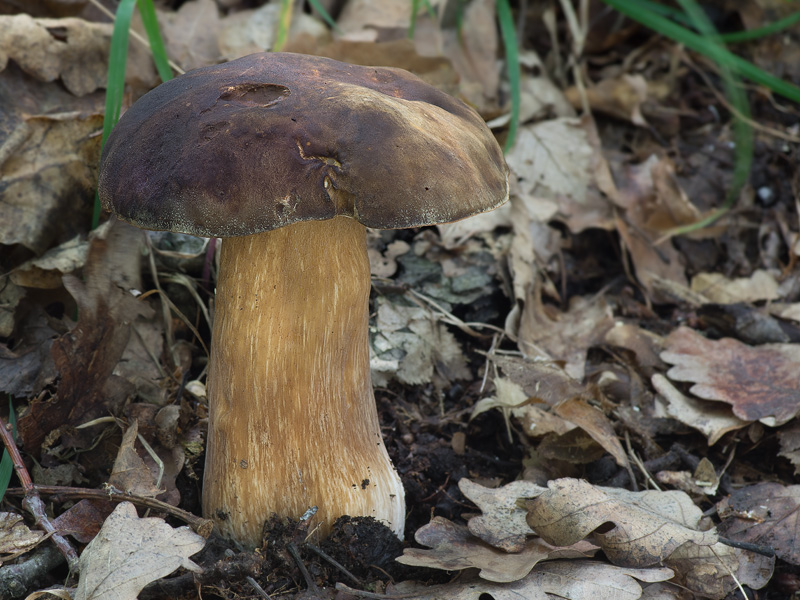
(99, 52, 508, 237)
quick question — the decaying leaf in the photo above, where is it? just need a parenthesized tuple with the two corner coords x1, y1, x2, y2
(108, 420, 162, 498)
(0, 14, 110, 96)
(778, 421, 800, 476)
(0, 512, 44, 561)
(717, 482, 800, 566)
(459, 478, 546, 552)
(387, 561, 673, 600)
(524, 479, 718, 567)
(74, 502, 205, 600)
(666, 540, 774, 599)
(652, 374, 749, 445)
(370, 297, 468, 386)
(662, 326, 800, 426)
(396, 516, 594, 583)
(485, 356, 628, 466)
(690, 269, 780, 304)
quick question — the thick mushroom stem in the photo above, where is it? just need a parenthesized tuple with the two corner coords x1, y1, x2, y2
(202, 216, 405, 546)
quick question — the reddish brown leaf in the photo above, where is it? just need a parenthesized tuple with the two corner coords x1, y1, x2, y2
(662, 326, 800, 426)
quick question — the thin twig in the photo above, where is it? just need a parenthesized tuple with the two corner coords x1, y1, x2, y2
(4, 485, 213, 538)
(287, 542, 321, 595)
(246, 575, 272, 599)
(0, 417, 80, 572)
(304, 543, 362, 586)
(334, 583, 426, 599)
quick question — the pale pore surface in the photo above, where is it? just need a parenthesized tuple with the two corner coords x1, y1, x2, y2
(203, 217, 405, 546)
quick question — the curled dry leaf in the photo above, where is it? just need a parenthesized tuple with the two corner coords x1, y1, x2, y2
(0, 14, 110, 96)
(75, 502, 205, 600)
(108, 420, 162, 498)
(0, 512, 44, 560)
(666, 540, 774, 599)
(662, 326, 800, 426)
(652, 374, 749, 445)
(690, 269, 780, 304)
(458, 478, 547, 552)
(387, 560, 673, 600)
(488, 355, 628, 466)
(524, 479, 718, 567)
(396, 516, 594, 583)
(717, 482, 800, 566)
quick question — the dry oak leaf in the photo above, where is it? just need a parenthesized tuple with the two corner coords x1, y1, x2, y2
(74, 502, 204, 600)
(666, 540, 774, 599)
(662, 326, 800, 426)
(0, 512, 44, 561)
(652, 374, 749, 445)
(458, 478, 547, 552)
(108, 420, 162, 498)
(386, 560, 673, 600)
(0, 14, 110, 96)
(396, 516, 595, 583)
(717, 482, 800, 566)
(525, 479, 718, 568)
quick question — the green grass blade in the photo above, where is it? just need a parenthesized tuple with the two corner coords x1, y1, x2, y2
(273, 0, 294, 52)
(496, 0, 520, 152)
(137, 0, 172, 82)
(675, 0, 752, 209)
(408, 0, 423, 38)
(308, 0, 342, 34)
(718, 10, 800, 42)
(0, 400, 18, 500)
(93, 0, 138, 230)
(602, 0, 800, 103)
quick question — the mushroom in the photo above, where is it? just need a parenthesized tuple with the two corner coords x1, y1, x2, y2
(98, 52, 508, 547)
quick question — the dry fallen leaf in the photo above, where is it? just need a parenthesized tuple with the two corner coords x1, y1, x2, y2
(396, 516, 594, 583)
(0, 512, 44, 561)
(717, 482, 800, 566)
(74, 502, 205, 600)
(108, 420, 162, 498)
(690, 269, 780, 304)
(525, 478, 718, 567)
(0, 14, 110, 96)
(387, 560, 673, 600)
(778, 421, 800, 476)
(662, 326, 800, 426)
(652, 374, 749, 445)
(458, 478, 546, 552)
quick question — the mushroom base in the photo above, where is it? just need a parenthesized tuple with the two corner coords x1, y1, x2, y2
(203, 217, 405, 547)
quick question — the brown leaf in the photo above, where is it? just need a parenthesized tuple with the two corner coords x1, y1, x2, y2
(0, 15, 110, 96)
(0, 512, 44, 559)
(397, 516, 594, 583)
(18, 220, 150, 454)
(525, 479, 718, 567)
(459, 478, 546, 553)
(717, 482, 800, 566)
(387, 561, 673, 600)
(778, 421, 800, 476)
(53, 499, 113, 544)
(109, 420, 162, 498)
(652, 374, 749, 445)
(662, 326, 800, 426)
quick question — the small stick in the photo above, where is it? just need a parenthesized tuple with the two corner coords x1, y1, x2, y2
(287, 541, 321, 596)
(4, 485, 213, 538)
(246, 575, 272, 599)
(304, 543, 362, 586)
(0, 416, 79, 572)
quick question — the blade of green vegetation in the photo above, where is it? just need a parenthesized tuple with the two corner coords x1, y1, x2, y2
(719, 10, 800, 42)
(602, 0, 800, 103)
(497, 0, 520, 152)
(408, 0, 423, 38)
(0, 401, 18, 500)
(93, 0, 138, 230)
(308, 0, 342, 34)
(137, 0, 172, 82)
(603, 0, 769, 235)
(273, 0, 294, 52)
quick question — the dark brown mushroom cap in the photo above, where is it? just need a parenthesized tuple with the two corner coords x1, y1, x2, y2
(98, 52, 508, 237)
